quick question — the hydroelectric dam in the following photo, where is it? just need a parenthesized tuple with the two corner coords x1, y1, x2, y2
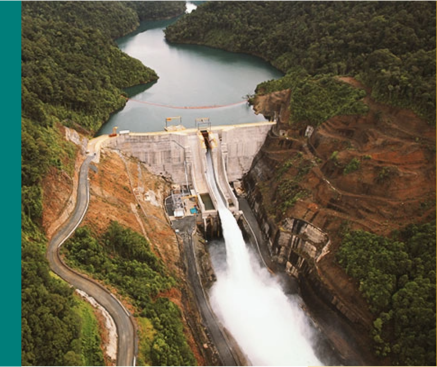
(90, 120, 276, 365)
(94, 121, 274, 231)
(87, 120, 334, 365)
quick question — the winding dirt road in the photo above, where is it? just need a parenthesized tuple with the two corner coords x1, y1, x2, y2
(47, 154, 136, 366)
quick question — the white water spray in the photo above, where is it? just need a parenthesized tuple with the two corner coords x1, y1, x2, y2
(205, 151, 322, 366)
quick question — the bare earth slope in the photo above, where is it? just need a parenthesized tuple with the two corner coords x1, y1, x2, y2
(246, 78, 435, 364)
(42, 133, 208, 365)
(251, 77, 435, 242)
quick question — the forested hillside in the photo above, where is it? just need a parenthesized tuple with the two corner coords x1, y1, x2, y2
(62, 223, 196, 366)
(21, 2, 185, 365)
(166, 3, 436, 365)
(338, 223, 436, 365)
(165, 1, 436, 124)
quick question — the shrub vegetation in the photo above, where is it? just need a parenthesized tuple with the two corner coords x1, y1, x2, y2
(21, 2, 186, 365)
(166, 2, 436, 124)
(63, 223, 196, 366)
(337, 222, 436, 365)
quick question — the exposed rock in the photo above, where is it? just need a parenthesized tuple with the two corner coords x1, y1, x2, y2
(252, 89, 292, 124)
(65, 126, 89, 154)
(243, 81, 435, 365)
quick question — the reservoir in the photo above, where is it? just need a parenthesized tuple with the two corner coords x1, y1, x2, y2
(97, 16, 283, 135)
(98, 7, 336, 366)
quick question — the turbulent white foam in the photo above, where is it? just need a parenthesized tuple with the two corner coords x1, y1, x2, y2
(205, 152, 322, 366)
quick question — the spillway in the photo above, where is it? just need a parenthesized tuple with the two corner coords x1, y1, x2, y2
(204, 150, 323, 366)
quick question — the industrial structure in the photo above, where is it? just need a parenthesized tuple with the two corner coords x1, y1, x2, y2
(101, 120, 274, 232)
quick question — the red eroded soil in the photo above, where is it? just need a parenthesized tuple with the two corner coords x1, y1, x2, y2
(254, 77, 435, 240)
(42, 148, 82, 241)
(42, 141, 206, 365)
(251, 78, 436, 363)
(85, 150, 205, 364)
(84, 150, 182, 274)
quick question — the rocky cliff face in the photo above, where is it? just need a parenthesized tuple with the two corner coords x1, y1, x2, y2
(243, 78, 436, 364)
(271, 218, 329, 277)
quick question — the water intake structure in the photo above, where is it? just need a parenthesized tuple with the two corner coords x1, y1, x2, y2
(204, 149, 323, 366)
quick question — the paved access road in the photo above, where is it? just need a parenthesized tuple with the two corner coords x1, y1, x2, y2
(173, 216, 238, 366)
(47, 154, 136, 366)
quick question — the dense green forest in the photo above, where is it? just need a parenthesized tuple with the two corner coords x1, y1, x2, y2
(165, 1, 436, 124)
(166, 3, 436, 365)
(337, 222, 436, 365)
(62, 223, 196, 366)
(21, 2, 436, 365)
(255, 68, 369, 126)
(21, 2, 185, 365)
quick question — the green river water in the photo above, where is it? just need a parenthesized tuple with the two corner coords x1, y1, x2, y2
(96, 16, 283, 135)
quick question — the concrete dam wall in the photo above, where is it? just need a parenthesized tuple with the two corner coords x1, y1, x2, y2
(100, 122, 273, 222)
(102, 122, 273, 192)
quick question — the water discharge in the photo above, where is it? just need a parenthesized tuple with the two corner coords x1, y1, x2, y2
(205, 150, 322, 366)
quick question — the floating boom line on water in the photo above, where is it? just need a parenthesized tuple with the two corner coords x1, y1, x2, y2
(123, 96, 247, 110)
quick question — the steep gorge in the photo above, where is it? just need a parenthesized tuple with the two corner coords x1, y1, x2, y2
(243, 80, 436, 364)
(26, 2, 436, 364)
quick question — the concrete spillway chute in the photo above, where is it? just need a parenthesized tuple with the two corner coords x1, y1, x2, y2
(195, 117, 211, 130)
(101, 121, 275, 226)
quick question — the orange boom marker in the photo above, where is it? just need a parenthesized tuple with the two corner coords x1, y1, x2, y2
(109, 126, 118, 137)
(127, 98, 246, 110)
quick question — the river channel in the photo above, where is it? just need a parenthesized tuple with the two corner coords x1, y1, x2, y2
(96, 13, 283, 135)
(97, 7, 352, 366)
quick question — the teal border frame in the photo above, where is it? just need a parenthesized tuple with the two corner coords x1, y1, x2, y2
(0, 1, 21, 366)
